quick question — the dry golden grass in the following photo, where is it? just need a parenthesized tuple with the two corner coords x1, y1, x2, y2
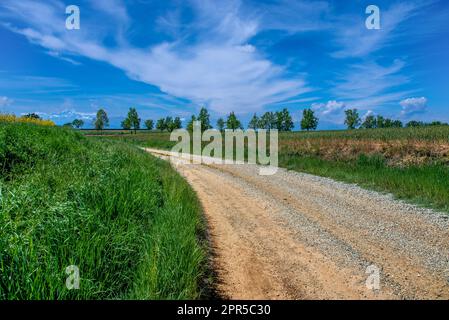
(280, 138, 449, 167)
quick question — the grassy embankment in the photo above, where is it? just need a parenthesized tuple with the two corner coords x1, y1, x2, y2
(0, 123, 207, 300)
(87, 126, 449, 212)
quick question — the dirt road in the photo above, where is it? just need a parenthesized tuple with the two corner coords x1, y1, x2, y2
(145, 148, 449, 300)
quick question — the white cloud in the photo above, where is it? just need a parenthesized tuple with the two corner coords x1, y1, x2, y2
(311, 100, 347, 124)
(27, 109, 96, 121)
(0, 96, 13, 107)
(312, 100, 346, 115)
(400, 97, 428, 116)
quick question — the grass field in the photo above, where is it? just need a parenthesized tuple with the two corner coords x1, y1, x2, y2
(85, 127, 449, 212)
(0, 123, 207, 299)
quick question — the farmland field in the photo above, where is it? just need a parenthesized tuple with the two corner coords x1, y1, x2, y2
(0, 123, 207, 299)
(84, 126, 449, 212)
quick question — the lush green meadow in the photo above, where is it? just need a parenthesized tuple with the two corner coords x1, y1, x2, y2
(0, 123, 207, 300)
(87, 127, 449, 212)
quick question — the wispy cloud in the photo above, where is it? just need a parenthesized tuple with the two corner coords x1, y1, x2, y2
(254, 0, 331, 33)
(331, 1, 434, 58)
(0, 74, 77, 94)
(0, 0, 311, 114)
(0, 0, 443, 123)
(332, 59, 412, 109)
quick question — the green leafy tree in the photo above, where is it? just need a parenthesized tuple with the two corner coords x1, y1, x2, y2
(226, 112, 242, 130)
(187, 115, 196, 132)
(406, 120, 424, 128)
(216, 118, 225, 132)
(392, 120, 403, 128)
(72, 119, 84, 129)
(173, 117, 182, 130)
(259, 112, 277, 130)
(362, 115, 376, 129)
(429, 121, 448, 126)
(375, 115, 385, 128)
(144, 119, 154, 130)
(248, 113, 259, 130)
(276, 108, 294, 131)
(121, 117, 131, 130)
(300, 109, 318, 131)
(127, 107, 141, 134)
(23, 113, 41, 120)
(156, 118, 166, 131)
(344, 109, 361, 130)
(164, 116, 174, 132)
(197, 107, 212, 131)
(384, 118, 393, 128)
(94, 109, 109, 131)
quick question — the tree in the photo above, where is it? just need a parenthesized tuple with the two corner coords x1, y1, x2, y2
(164, 116, 174, 132)
(72, 119, 84, 129)
(127, 107, 140, 134)
(392, 120, 403, 128)
(121, 117, 131, 130)
(214, 118, 224, 132)
(164, 116, 182, 132)
(344, 109, 361, 130)
(384, 118, 393, 128)
(226, 112, 242, 130)
(429, 121, 448, 126)
(248, 114, 259, 130)
(300, 109, 318, 131)
(276, 108, 294, 131)
(362, 115, 376, 129)
(156, 118, 166, 131)
(375, 115, 385, 128)
(23, 113, 41, 120)
(94, 109, 109, 131)
(197, 107, 212, 131)
(63, 122, 73, 128)
(259, 112, 276, 130)
(144, 119, 154, 130)
(173, 117, 182, 130)
(406, 120, 424, 128)
(187, 115, 196, 132)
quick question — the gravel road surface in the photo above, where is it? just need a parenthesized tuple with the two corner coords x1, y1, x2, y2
(145, 148, 449, 300)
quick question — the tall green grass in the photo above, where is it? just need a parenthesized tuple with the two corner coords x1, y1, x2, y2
(0, 123, 206, 300)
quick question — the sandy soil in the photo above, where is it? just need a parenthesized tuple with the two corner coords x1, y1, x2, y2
(145, 148, 449, 300)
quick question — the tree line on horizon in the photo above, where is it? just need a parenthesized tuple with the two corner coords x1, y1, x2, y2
(59, 107, 448, 132)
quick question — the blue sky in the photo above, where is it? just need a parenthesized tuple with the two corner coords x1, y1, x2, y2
(0, 0, 448, 129)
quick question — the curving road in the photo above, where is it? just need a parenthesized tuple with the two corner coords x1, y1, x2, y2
(145, 148, 449, 300)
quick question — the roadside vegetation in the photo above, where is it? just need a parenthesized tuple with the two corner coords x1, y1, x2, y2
(77, 104, 448, 212)
(0, 121, 207, 299)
